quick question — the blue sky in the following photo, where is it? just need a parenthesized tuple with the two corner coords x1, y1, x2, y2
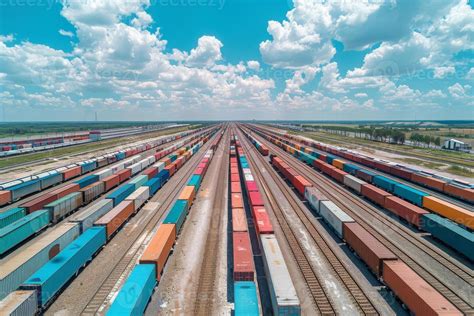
(0, 0, 473, 121)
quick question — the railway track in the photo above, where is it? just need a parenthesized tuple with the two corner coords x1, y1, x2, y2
(79, 131, 220, 315)
(248, 127, 474, 314)
(193, 130, 229, 315)
(236, 128, 380, 315)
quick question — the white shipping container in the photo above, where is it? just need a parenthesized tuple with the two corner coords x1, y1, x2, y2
(147, 156, 156, 165)
(95, 168, 113, 180)
(242, 168, 252, 175)
(125, 186, 150, 211)
(139, 158, 150, 170)
(0, 223, 80, 300)
(319, 201, 354, 238)
(70, 199, 113, 232)
(153, 162, 165, 172)
(343, 175, 365, 194)
(127, 162, 142, 176)
(304, 187, 328, 213)
(260, 234, 301, 315)
(0, 290, 37, 316)
(111, 163, 124, 174)
(244, 174, 254, 182)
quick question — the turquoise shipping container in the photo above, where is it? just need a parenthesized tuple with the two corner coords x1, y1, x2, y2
(163, 200, 189, 233)
(0, 207, 26, 229)
(187, 175, 202, 190)
(393, 183, 428, 207)
(234, 281, 259, 316)
(128, 175, 149, 190)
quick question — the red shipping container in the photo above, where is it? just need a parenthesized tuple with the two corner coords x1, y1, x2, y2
(312, 159, 324, 171)
(361, 184, 391, 207)
(231, 193, 244, 209)
(232, 208, 248, 232)
(252, 206, 274, 234)
(116, 169, 132, 183)
(162, 157, 171, 166)
(165, 164, 175, 177)
(385, 196, 428, 227)
(231, 173, 240, 182)
(292, 175, 312, 196)
(103, 174, 120, 191)
(390, 166, 413, 181)
(230, 167, 239, 174)
(319, 154, 327, 162)
(0, 191, 12, 206)
(320, 162, 335, 176)
(233, 232, 254, 281)
(142, 167, 158, 179)
(230, 157, 238, 164)
(49, 183, 80, 200)
(21, 193, 57, 213)
(411, 173, 445, 192)
(62, 166, 81, 180)
(330, 168, 347, 183)
(231, 182, 242, 193)
(194, 168, 204, 176)
(383, 261, 461, 315)
(343, 222, 397, 277)
(249, 191, 264, 207)
(246, 181, 258, 192)
(443, 184, 474, 202)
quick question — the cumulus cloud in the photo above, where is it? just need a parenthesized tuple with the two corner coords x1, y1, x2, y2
(186, 36, 223, 68)
(247, 60, 260, 71)
(59, 29, 74, 37)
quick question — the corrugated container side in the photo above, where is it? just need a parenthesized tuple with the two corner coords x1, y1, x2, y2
(319, 201, 354, 238)
(0, 290, 37, 316)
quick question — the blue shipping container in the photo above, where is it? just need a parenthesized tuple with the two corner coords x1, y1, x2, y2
(39, 173, 63, 190)
(75, 174, 99, 189)
(163, 200, 189, 233)
(234, 281, 259, 316)
(310, 151, 320, 158)
(106, 264, 156, 316)
(373, 176, 398, 193)
(326, 155, 336, 164)
(81, 161, 97, 174)
(343, 164, 360, 175)
(393, 183, 428, 207)
(106, 184, 135, 206)
(0, 207, 26, 229)
(158, 169, 170, 184)
(0, 210, 50, 255)
(10, 180, 41, 201)
(21, 226, 106, 307)
(144, 177, 161, 195)
(187, 175, 201, 190)
(421, 214, 474, 261)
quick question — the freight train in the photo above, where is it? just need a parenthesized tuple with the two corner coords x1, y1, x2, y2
(0, 130, 222, 315)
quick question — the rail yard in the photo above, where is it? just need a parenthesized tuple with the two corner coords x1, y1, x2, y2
(0, 123, 472, 316)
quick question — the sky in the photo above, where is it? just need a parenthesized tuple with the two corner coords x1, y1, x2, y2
(0, 0, 473, 121)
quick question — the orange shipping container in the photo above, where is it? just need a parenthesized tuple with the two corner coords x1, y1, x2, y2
(332, 159, 345, 170)
(231, 182, 242, 193)
(232, 208, 247, 232)
(179, 186, 196, 204)
(0, 190, 11, 206)
(49, 183, 80, 199)
(383, 260, 461, 315)
(422, 196, 474, 229)
(102, 174, 120, 191)
(62, 166, 82, 180)
(140, 223, 176, 280)
(231, 193, 243, 209)
(94, 200, 135, 238)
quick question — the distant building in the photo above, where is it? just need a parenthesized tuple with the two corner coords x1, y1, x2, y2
(443, 139, 471, 152)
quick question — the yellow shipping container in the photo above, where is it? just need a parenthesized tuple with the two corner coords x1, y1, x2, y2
(332, 159, 345, 170)
(422, 196, 474, 229)
(304, 147, 312, 154)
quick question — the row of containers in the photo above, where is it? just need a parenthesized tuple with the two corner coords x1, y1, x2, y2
(247, 126, 473, 262)
(0, 128, 217, 257)
(245, 133, 269, 156)
(263, 125, 474, 203)
(105, 131, 222, 315)
(0, 130, 220, 315)
(0, 126, 210, 207)
(230, 133, 301, 316)
(268, 153, 462, 315)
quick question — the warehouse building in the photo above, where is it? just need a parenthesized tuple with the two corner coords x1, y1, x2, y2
(443, 139, 471, 152)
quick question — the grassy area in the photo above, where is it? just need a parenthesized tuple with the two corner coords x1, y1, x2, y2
(446, 165, 474, 177)
(0, 125, 198, 169)
(398, 158, 445, 169)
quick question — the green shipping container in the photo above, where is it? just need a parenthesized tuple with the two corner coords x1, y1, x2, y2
(0, 207, 26, 229)
(187, 175, 202, 190)
(128, 175, 149, 190)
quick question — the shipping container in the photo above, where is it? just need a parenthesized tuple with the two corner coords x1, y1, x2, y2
(0, 208, 26, 229)
(0, 290, 37, 316)
(44, 192, 83, 223)
(234, 281, 259, 316)
(420, 214, 474, 261)
(343, 163, 360, 175)
(10, 181, 41, 202)
(260, 234, 301, 315)
(411, 173, 445, 192)
(332, 159, 345, 170)
(128, 175, 148, 190)
(361, 184, 391, 207)
(343, 222, 397, 277)
(49, 183, 80, 200)
(292, 175, 311, 196)
(393, 183, 428, 207)
(188, 175, 201, 190)
(61, 166, 81, 181)
(178, 186, 196, 206)
(106, 264, 156, 316)
(95, 168, 113, 181)
(356, 169, 376, 183)
(144, 177, 161, 195)
(139, 224, 176, 281)
(319, 201, 354, 238)
(245, 181, 258, 192)
(80, 181, 105, 204)
(248, 191, 264, 208)
(422, 196, 474, 229)
(74, 175, 99, 189)
(443, 183, 474, 202)
(343, 175, 365, 194)
(116, 169, 132, 183)
(304, 187, 328, 213)
(125, 186, 150, 212)
(21, 226, 106, 308)
(38, 173, 62, 190)
(233, 232, 254, 281)
(0, 210, 50, 256)
(231, 193, 244, 209)
(232, 208, 248, 232)
(382, 260, 461, 315)
(163, 200, 188, 233)
(373, 176, 398, 193)
(94, 200, 135, 239)
(0, 191, 12, 206)
(106, 184, 135, 206)
(70, 199, 114, 233)
(20, 194, 57, 214)
(231, 182, 242, 193)
(252, 207, 273, 234)
(102, 174, 120, 192)
(0, 223, 79, 300)
(384, 196, 428, 227)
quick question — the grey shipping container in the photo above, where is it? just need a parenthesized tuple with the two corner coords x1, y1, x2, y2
(80, 182, 105, 204)
(44, 192, 83, 223)
(260, 234, 301, 315)
(0, 290, 37, 316)
(304, 187, 328, 213)
(343, 175, 366, 194)
(319, 201, 354, 238)
(69, 199, 113, 233)
(0, 223, 79, 300)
